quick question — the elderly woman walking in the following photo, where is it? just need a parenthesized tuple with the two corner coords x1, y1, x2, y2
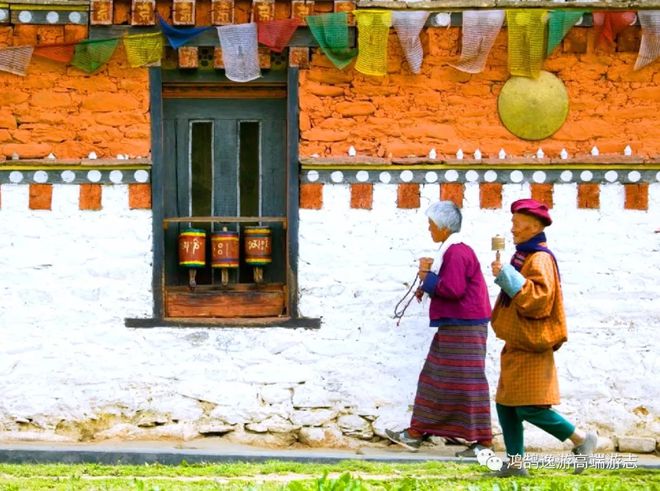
(490, 199, 597, 477)
(386, 201, 493, 457)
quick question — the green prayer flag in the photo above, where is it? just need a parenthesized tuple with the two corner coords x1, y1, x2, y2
(547, 10, 586, 56)
(307, 12, 357, 70)
(71, 38, 119, 73)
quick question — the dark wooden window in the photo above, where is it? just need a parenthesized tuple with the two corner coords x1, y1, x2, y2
(160, 92, 289, 320)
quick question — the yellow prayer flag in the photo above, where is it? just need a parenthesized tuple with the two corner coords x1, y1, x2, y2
(123, 32, 164, 68)
(507, 10, 548, 78)
(354, 9, 391, 77)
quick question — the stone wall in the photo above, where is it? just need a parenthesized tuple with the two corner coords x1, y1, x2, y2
(299, 26, 660, 160)
(0, 24, 150, 160)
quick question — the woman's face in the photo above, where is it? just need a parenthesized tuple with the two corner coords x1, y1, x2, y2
(428, 219, 451, 243)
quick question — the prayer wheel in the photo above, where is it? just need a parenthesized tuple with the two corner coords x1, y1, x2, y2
(244, 226, 272, 283)
(211, 228, 239, 285)
(178, 228, 206, 290)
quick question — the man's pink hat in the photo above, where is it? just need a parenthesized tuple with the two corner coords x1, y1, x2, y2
(511, 198, 552, 226)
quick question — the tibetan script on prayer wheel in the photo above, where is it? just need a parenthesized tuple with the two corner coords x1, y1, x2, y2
(90, 0, 113, 25)
(131, 0, 155, 25)
(211, 231, 240, 268)
(251, 0, 274, 23)
(211, 0, 234, 25)
(179, 229, 206, 268)
(173, 0, 195, 25)
(244, 227, 272, 266)
(333, 0, 355, 26)
(291, 0, 314, 25)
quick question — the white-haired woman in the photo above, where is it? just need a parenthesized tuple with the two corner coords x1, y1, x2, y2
(386, 201, 493, 457)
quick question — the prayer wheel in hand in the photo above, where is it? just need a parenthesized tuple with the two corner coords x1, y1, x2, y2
(178, 228, 206, 291)
(244, 226, 272, 283)
(211, 228, 239, 286)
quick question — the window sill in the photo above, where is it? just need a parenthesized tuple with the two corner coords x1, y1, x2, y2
(125, 316, 321, 329)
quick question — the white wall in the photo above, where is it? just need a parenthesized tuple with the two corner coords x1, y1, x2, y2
(0, 182, 658, 450)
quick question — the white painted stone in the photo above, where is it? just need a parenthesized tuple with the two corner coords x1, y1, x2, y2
(260, 386, 292, 405)
(337, 414, 373, 439)
(290, 409, 337, 427)
(617, 436, 656, 453)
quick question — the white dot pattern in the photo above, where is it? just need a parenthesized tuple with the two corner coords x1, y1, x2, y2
(306, 170, 319, 183)
(532, 171, 546, 183)
(9, 171, 23, 183)
(18, 11, 32, 23)
(330, 171, 343, 183)
(510, 170, 523, 183)
(604, 171, 618, 183)
(484, 170, 497, 183)
(580, 170, 593, 182)
(560, 170, 573, 182)
(134, 170, 149, 183)
(465, 170, 479, 182)
(400, 170, 413, 183)
(61, 170, 76, 183)
(69, 11, 82, 23)
(444, 170, 459, 182)
(425, 171, 438, 183)
(46, 11, 59, 23)
(109, 170, 123, 184)
(379, 172, 391, 184)
(33, 170, 48, 183)
(627, 171, 641, 183)
(87, 170, 102, 183)
(356, 170, 369, 182)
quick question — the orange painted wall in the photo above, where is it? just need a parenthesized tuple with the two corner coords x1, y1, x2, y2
(0, 25, 150, 159)
(1, 23, 658, 161)
(299, 26, 660, 160)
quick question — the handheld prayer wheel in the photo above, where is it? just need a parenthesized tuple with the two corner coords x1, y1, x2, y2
(491, 234, 505, 262)
(211, 227, 240, 286)
(179, 228, 206, 290)
(244, 226, 272, 283)
(418, 257, 433, 276)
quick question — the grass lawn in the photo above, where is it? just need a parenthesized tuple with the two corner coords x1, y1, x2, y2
(0, 460, 657, 490)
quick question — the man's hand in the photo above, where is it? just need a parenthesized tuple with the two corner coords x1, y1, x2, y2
(491, 259, 502, 277)
(415, 287, 424, 302)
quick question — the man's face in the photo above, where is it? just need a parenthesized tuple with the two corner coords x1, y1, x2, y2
(511, 213, 544, 245)
(428, 219, 451, 243)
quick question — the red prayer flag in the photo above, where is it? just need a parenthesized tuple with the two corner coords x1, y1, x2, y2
(33, 43, 76, 63)
(592, 11, 637, 45)
(257, 18, 300, 53)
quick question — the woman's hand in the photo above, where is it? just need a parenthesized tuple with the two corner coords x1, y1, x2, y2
(415, 287, 424, 302)
(491, 260, 502, 277)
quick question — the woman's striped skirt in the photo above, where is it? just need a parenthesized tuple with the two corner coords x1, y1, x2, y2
(409, 323, 493, 442)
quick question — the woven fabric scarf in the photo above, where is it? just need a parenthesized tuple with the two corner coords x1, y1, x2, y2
(258, 18, 300, 53)
(33, 43, 75, 64)
(307, 12, 356, 70)
(507, 9, 548, 78)
(0, 46, 34, 76)
(635, 11, 660, 71)
(593, 11, 637, 46)
(158, 14, 212, 49)
(71, 38, 119, 73)
(546, 10, 586, 56)
(123, 32, 163, 67)
(499, 232, 559, 306)
(451, 10, 504, 74)
(392, 10, 428, 74)
(217, 23, 261, 82)
(354, 9, 392, 76)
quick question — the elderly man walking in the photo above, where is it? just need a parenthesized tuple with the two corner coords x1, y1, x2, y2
(490, 199, 597, 477)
